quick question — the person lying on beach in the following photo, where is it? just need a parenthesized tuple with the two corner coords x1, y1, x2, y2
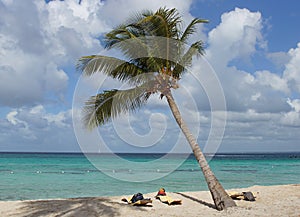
(121, 193, 152, 206)
(155, 188, 182, 205)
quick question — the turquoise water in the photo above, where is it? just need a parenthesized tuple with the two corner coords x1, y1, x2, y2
(0, 153, 299, 201)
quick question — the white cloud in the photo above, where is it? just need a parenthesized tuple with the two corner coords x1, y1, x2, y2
(280, 111, 300, 127)
(0, 0, 197, 108)
(216, 108, 300, 152)
(6, 111, 18, 125)
(99, 0, 193, 26)
(207, 8, 264, 67)
(226, 109, 274, 123)
(280, 98, 300, 127)
(39, 0, 108, 58)
(287, 98, 300, 112)
(267, 51, 290, 69)
(200, 8, 271, 113)
(200, 7, 297, 114)
(251, 92, 261, 101)
(45, 63, 69, 94)
(44, 110, 72, 128)
(1, 105, 78, 152)
(0, 0, 107, 107)
(283, 42, 300, 93)
(254, 70, 289, 93)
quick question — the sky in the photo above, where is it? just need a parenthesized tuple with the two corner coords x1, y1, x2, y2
(0, 0, 300, 153)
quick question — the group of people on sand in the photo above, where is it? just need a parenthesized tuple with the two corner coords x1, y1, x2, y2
(123, 187, 256, 206)
(122, 188, 182, 206)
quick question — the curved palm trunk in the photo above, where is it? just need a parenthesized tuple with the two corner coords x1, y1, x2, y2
(166, 92, 236, 211)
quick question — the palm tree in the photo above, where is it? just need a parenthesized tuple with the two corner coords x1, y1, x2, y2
(77, 7, 236, 210)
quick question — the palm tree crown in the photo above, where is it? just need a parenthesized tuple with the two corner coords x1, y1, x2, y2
(77, 7, 208, 129)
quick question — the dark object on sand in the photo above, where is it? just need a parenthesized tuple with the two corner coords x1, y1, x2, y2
(243, 192, 255, 201)
(121, 193, 152, 206)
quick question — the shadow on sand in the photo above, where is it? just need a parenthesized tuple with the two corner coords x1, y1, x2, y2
(19, 197, 148, 217)
(175, 192, 216, 210)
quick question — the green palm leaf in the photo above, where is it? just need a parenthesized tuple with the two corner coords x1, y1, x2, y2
(77, 55, 164, 84)
(141, 7, 181, 38)
(83, 85, 152, 129)
(180, 18, 208, 43)
(76, 55, 124, 76)
(173, 41, 205, 78)
(77, 55, 147, 81)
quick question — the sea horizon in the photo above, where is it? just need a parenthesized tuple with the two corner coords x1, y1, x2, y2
(1, 151, 300, 155)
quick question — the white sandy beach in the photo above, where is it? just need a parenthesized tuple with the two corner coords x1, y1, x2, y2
(0, 184, 299, 217)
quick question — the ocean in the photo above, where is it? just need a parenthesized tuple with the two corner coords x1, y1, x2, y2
(0, 152, 299, 201)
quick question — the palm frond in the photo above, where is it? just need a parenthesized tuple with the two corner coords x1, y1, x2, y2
(140, 7, 181, 38)
(76, 55, 125, 76)
(83, 86, 152, 129)
(173, 40, 205, 78)
(180, 18, 209, 43)
(109, 36, 150, 60)
(77, 55, 151, 82)
(126, 9, 153, 27)
(105, 24, 146, 49)
(77, 55, 164, 83)
(105, 7, 182, 50)
(110, 61, 145, 82)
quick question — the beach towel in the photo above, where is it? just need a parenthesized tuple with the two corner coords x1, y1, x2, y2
(155, 188, 182, 205)
(228, 191, 256, 201)
(156, 195, 182, 205)
(228, 191, 244, 200)
(121, 193, 152, 206)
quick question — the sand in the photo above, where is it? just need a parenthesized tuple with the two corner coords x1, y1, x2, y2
(0, 184, 299, 217)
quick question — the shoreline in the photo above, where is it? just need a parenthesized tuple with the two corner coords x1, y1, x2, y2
(0, 184, 299, 217)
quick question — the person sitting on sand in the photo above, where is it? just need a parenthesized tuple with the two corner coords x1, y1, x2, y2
(156, 188, 166, 198)
(155, 188, 182, 205)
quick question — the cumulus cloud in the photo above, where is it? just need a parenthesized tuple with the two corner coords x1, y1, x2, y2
(279, 98, 300, 127)
(283, 43, 300, 93)
(174, 6, 300, 152)
(99, 0, 193, 26)
(200, 7, 297, 114)
(254, 70, 289, 93)
(201, 8, 272, 113)
(0, 0, 106, 107)
(287, 98, 300, 112)
(1, 105, 79, 152)
(267, 51, 290, 70)
(207, 8, 264, 67)
(0, 0, 199, 108)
